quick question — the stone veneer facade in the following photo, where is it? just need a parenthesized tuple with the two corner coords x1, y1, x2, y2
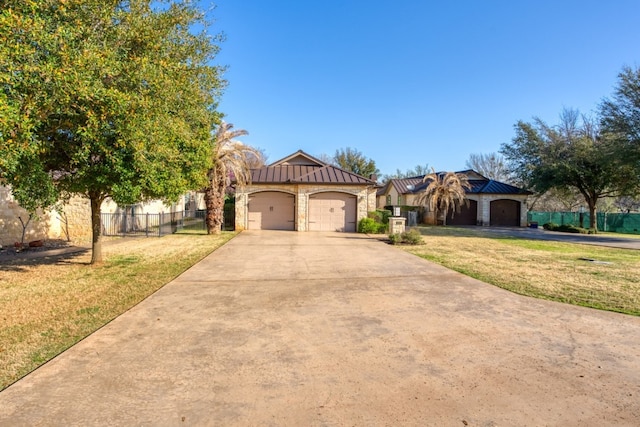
(1, 186, 192, 244)
(0, 186, 92, 244)
(236, 184, 377, 231)
(419, 194, 530, 226)
(468, 194, 529, 227)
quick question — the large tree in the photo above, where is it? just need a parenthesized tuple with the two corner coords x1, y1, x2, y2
(465, 152, 510, 182)
(417, 169, 471, 226)
(381, 164, 431, 183)
(204, 121, 261, 234)
(0, 0, 223, 263)
(600, 66, 640, 194)
(501, 109, 621, 230)
(333, 147, 380, 178)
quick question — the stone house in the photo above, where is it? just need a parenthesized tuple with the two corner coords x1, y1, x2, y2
(376, 170, 531, 226)
(235, 150, 377, 232)
(0, 185, 201, 244)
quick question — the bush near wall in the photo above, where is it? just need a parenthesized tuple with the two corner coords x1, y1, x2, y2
(359, 210, 390, 233)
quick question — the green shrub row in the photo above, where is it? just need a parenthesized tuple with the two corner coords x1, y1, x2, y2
(543, 222, 596, 234)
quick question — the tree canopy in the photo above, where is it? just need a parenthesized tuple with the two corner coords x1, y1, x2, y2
(600, 65, 640, 194)
(333, 147, 380, 178)
(465, 152, 510, 182)
(0, 0, 224, 262)
(381, 164, 430, 183)
(501, 109, 622, 230)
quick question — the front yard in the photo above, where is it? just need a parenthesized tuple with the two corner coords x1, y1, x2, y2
(400, 226, 640, 316)
(0, 233, 235, 390)
(2, 226, 639, 392)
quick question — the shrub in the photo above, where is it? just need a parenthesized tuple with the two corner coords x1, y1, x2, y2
(368, 209, 391, 224)
(358, 217, 378, 233)
(359, 217, 386, 234)
(360, 210, 389, 234)
(377, 209, 392, 225)
(543, 222, 588, 234)
(557, 224, 585, 234)
(401, 229, 424, 245)
(388, 229, 423, 245)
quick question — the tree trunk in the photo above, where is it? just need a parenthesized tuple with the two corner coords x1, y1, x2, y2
(204, 167, 225, 235)
(588, 203, 597, 231)
(89, 191, 105, 264)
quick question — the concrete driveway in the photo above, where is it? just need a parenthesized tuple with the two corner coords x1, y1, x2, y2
(1, 231, 639, 426)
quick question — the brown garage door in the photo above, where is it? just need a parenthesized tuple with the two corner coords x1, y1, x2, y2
(446, 200, 478, 225)
(308, 192, 357, 232)
(247, 192, 295, 230)
(490, 199, 521, 226)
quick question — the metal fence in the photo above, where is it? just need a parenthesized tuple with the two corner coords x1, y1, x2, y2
(528, 211, 640, 234)
(101, 210, 207, 237)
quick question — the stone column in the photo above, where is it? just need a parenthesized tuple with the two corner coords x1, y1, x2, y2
(389, 216, 406, 234)
(297, 187, 307, 231)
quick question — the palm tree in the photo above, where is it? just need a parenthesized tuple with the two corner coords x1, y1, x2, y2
(417, 169, 471, 225)
(204, 121, 259, 234)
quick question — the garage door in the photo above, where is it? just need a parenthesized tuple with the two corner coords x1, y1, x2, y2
(446, 200, 478, 225)
(309, 192, 357, 232)
(490, 199, 521, 226)
(247, 192, 295, 230)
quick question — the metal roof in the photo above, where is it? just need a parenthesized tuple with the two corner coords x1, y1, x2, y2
(250, 151, 376, 185)
(381, 171, 531, 196)
(470, 179, 530, 195)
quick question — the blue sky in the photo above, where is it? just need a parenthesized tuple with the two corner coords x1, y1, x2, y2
(208, 0, 640, 176)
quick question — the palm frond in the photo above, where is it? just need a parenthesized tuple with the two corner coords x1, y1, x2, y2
(417, 168, 471, 225)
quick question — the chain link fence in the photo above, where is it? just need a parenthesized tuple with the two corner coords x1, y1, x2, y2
(528, 211, 640, 234)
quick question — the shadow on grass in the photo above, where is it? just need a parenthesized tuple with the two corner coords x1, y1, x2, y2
(0, 247, 91, 272)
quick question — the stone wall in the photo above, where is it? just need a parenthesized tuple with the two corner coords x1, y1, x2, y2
(1, 185, 189, 244)
(57, 196, 93, 242)
(0, 186, 56, 245)
(0, 186, 95, 244)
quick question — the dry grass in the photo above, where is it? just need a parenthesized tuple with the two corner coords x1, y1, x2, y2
(400, 227, 640, 316)
(0, 232, 235, 390)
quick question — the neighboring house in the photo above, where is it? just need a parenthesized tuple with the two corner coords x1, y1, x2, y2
(0, 184, 202, 244)
(235, 150, 377, 232)
(377, 170, 531, 226)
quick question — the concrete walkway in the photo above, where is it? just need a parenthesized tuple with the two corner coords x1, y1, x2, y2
(1, 231, 639, 426)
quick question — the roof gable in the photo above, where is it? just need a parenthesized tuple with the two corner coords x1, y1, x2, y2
(269, 150, 326, 167)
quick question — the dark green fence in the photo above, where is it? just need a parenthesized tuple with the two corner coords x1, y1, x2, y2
(528, 211, 640, 234)
(101, 210, 207, 236)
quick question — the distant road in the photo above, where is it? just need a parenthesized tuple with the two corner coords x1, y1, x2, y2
(471, 226, 640, 250)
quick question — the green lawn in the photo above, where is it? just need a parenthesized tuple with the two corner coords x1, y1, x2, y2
(399, 226, 640, 316)
(0, 232, 235, 391)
